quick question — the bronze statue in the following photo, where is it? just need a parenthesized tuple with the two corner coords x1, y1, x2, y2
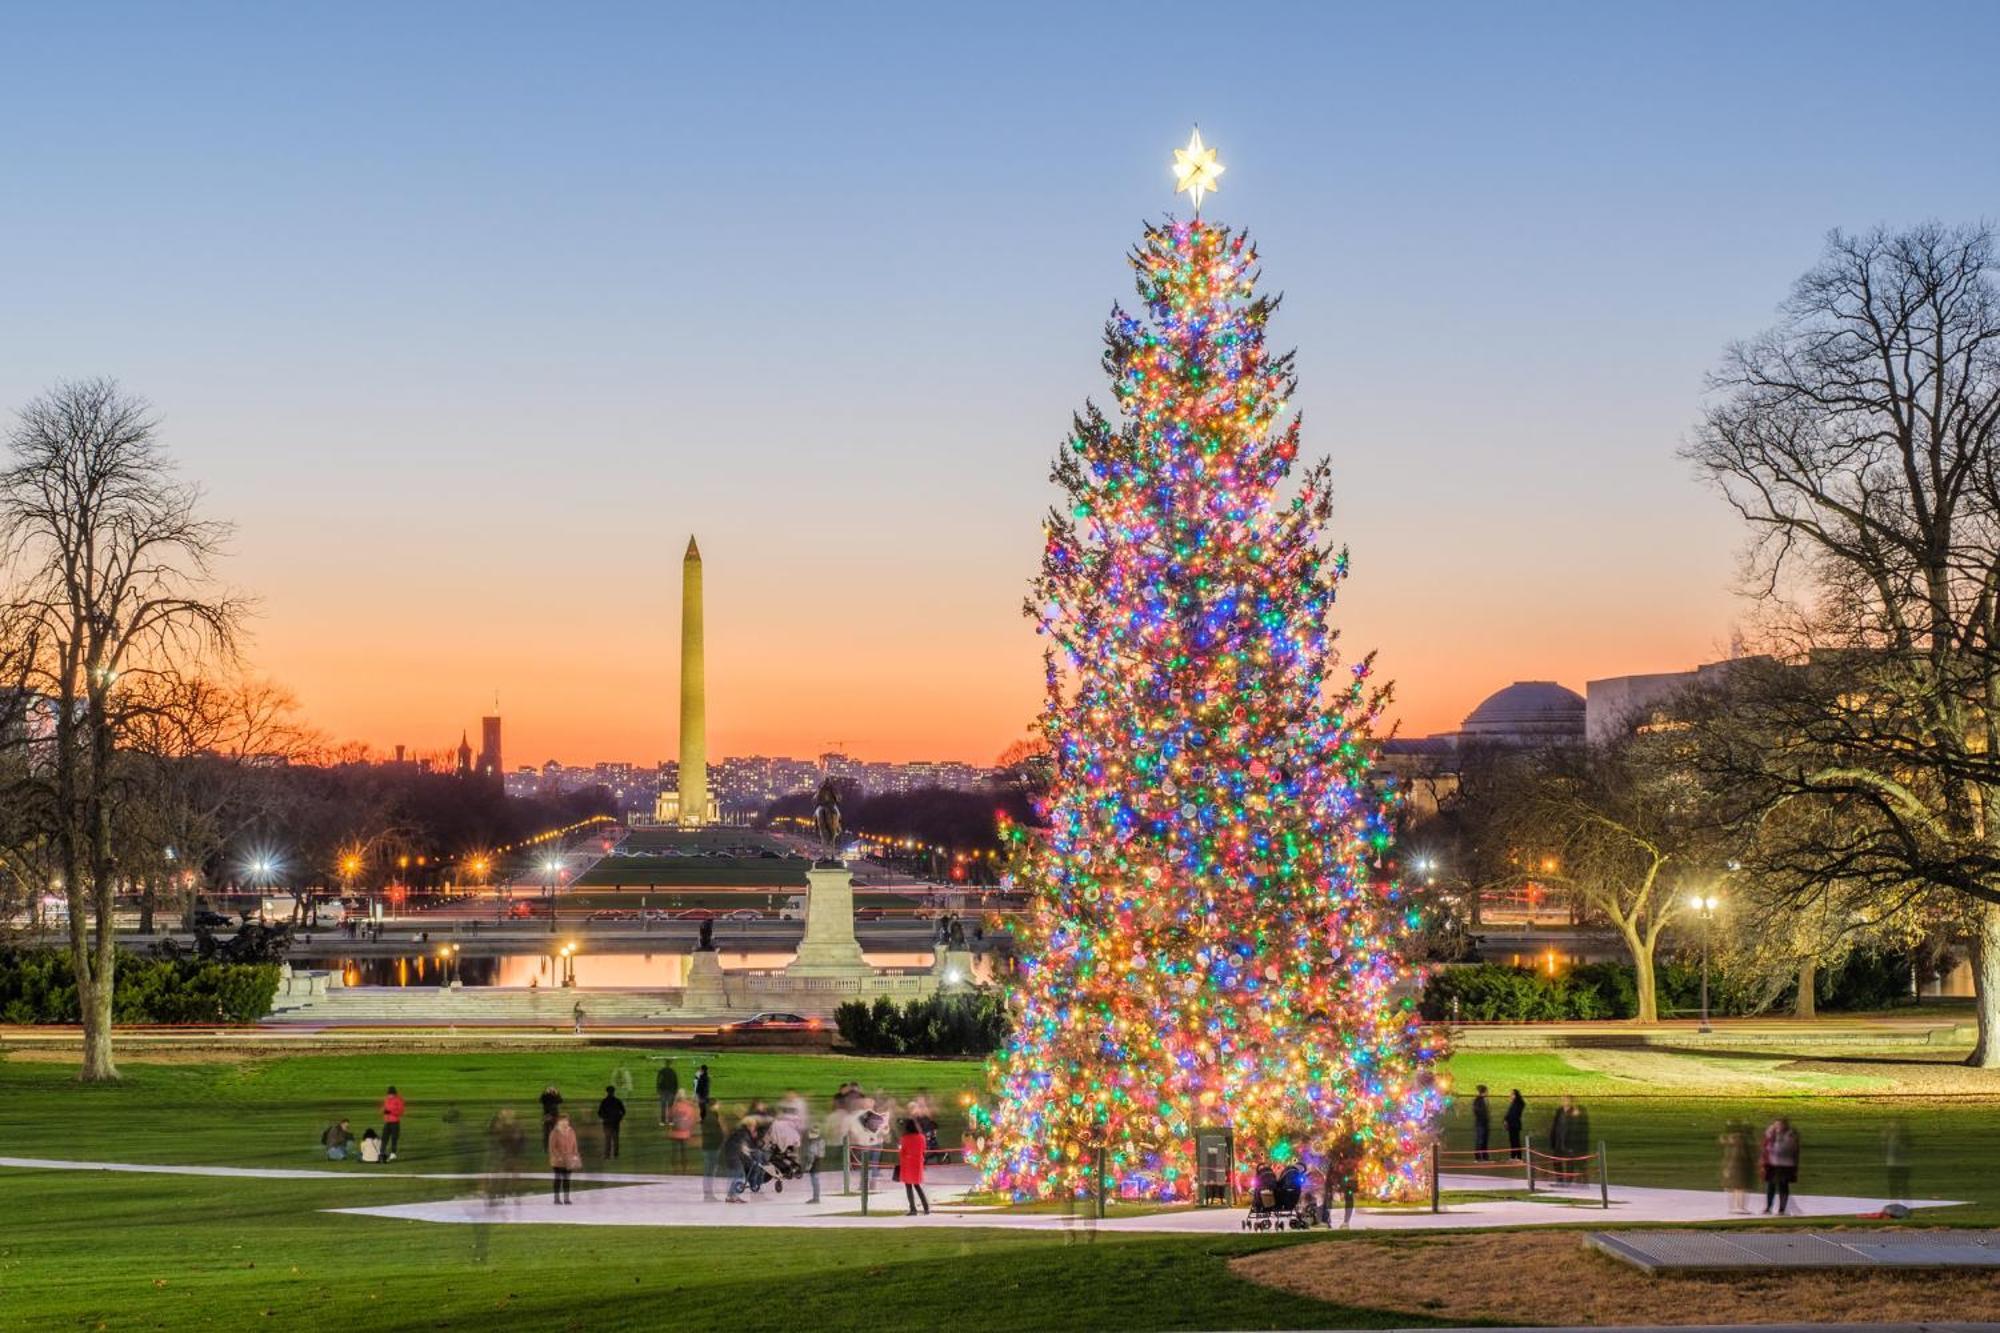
(813, 777, 843, 858)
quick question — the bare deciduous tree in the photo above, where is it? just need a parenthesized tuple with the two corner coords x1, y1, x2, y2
(0, 379, 244, 1081)
(1687, 222, 2000, 1065)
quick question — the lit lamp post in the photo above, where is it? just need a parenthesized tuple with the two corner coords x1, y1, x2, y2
(1691, 892, 1721, 1034)
(543, 856, 563, 935)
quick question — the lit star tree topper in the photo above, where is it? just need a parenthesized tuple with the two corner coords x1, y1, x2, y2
(1171, 127, 1224, 213)
(971, 136, 1447, 1204)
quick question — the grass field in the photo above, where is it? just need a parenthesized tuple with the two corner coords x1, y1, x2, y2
(4, 1039, 1998, 1329)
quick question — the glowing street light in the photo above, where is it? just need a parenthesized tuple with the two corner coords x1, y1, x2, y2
(1690, 892, 1723, 1034)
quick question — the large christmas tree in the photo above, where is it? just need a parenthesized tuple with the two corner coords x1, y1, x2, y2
(976, 135, 1444, 1202)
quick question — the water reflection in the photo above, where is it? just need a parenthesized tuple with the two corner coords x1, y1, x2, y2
(319, 950, 973, 988)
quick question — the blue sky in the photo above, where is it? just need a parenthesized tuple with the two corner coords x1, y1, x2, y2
(3, 1, 1996, 762)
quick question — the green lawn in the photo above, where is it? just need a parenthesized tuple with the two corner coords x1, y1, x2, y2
(4, 1041, 1998, 1329)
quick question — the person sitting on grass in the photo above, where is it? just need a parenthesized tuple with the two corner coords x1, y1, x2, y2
(358, 1128, 383, 1164)
(321, 1118, 354, 1161)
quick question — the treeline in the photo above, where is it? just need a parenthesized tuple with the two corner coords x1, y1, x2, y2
(0, 950, 279, 1024)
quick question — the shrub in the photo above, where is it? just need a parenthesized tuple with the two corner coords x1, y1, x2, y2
(834, 991, 1009, 1056)
(0, 950, 280, 1023)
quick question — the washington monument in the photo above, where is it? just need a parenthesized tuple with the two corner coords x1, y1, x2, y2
(676, 535, 708, 825)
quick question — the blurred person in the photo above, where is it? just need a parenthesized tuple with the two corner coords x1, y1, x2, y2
(804, 1115, 826, 1203)
(1883, 1117, 1911, 1205)
(1471, 1085, 1491, 1162)
(897, 1117, 930, 1215)
(380, 1085, 405, 1161)
(540, 1086, 563, 1147)
(485, 1108, 527, 1207)
(1504, 1090, 1526, 1160)
(656, 1059, 680, 1126)
(694, 1063, 712, 1115)
(911, 1092, 939, 1151)
(723, 1115, 760, 1203)
(700, 1100, 725, 1201)
(1328, 1134, 1363, 1229)
(666, 1093, 695, 1171)
(597, 1084, 627, 1160)
(1762, 1117, 1801, 1215)
(1719, 1121, 1754, 1214)
(549, 1112, 582, 1204)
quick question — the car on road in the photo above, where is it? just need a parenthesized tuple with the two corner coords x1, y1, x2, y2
(588, 909, 637, 922)
(504, 901, 545, 920)
(675, 908, 717, 921)
(723, 1011, 819, 1031)
(722, 908, 761, 921)
(187, 909, 235, 931)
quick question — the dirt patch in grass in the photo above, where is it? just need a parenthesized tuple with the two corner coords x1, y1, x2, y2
(1230, 1230, 2000, 1325)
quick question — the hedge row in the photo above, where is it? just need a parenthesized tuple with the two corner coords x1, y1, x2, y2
(834, 992, 1010, 1056)
(1422, 952, 1915, 1022)
(0, 950, 281, 1024)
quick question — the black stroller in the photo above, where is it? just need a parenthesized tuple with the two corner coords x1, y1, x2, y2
(761, 1140, 804, 1191)
(1242, 1163, 1322, 1231)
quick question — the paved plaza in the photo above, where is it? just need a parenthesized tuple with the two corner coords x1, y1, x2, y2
(2, 1157, 1963, 1237)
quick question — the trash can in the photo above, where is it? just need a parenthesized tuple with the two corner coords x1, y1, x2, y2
(1194, 1127, 1234, 1206)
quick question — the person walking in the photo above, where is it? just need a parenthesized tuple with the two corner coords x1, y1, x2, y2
(723, 1116, 758, 1204)
(380, 1085, 405, 1161)
(694, 1063, 712, 1117)
(1719, 1121, 1755, 1214)
(548, 1112, 581, 1205)
(539, 1085, 564, 1147)
(1503, 1090, 1525, 1160)
(1471, 1085, 1491, 1162)
(1328, 1134, 1363, 1229)
(666, 1094, 695, 1172)
(1547, 1098, 1571, 1182)
(896, 1117, 930, 1215)
(700, 1100, 725, 1201)
(1762, 1117, 1801, 1215)
(597, 1085, 627, 1160)
(656, 1059, 679, 1127)
(571, 1001, 585, 1035)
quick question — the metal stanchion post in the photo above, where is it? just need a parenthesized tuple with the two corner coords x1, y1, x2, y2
(1430, 1141, 1441, 1214)
(861, 1147, 870, 1216)
(1598, 1142, 1610, 1210)
(1525, 1133, 1536, 1193)
(1095, 1146, 1108, 1219)
(841, 1135, 852, 1196)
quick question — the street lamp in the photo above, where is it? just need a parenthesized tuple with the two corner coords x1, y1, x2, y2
(1690, 892, 1722, 1034)
(543, 856, 563, 935)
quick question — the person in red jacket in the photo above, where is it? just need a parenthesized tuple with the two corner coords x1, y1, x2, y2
(897, 1117, 929, 1215)
(380, 1086, 405, 1161)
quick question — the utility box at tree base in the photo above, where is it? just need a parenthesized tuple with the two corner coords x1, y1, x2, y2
(1194, 1127, 1234, 1206)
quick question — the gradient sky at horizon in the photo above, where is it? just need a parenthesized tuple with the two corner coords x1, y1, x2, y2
(4, 1, 1998, 767)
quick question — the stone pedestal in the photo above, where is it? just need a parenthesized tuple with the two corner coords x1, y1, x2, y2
(785, 863, 871, 977)
(684, 949, 728, 1011)
(933, 949, 977, 993)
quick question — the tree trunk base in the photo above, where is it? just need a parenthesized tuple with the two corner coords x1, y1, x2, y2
(1967, 902, 2000, 1070)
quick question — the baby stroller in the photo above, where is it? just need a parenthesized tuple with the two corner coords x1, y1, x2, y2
(762, 1141, 805, 1191)
(1242, 1163, 1322, 1231)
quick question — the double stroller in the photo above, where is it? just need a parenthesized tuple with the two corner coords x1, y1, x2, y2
(1242, 1163, 1323, 1231)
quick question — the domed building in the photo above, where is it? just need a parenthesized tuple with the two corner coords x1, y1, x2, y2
(1454, 680, 1587, 748)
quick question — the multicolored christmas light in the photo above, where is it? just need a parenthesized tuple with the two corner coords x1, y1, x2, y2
(975, 153, 1445, 1203)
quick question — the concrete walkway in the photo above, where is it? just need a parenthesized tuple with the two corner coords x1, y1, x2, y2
(1, 1155, 1961, 1235)
(326, 1169, 1965, 1235)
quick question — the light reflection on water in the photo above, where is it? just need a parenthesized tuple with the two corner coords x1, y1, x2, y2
(322, 950, 975, 988)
